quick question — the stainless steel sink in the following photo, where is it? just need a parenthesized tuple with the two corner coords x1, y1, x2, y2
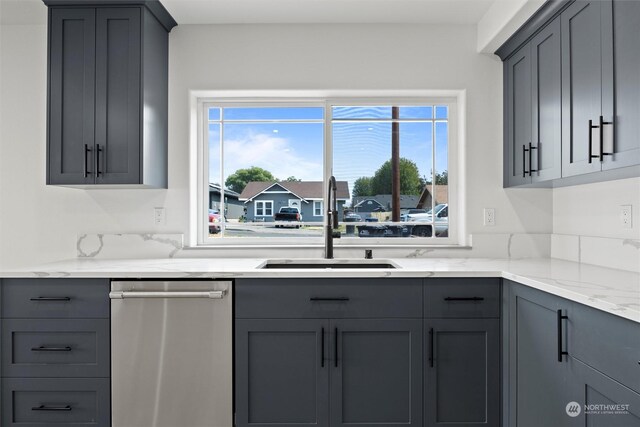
(260, 260, 397, 269)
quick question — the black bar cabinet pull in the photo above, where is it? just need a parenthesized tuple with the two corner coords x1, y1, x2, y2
(528, 142, 538, 175)
(589, 119, 600, 163)
(310, 297, 349, 302)
(557, 309, 569, 362)
(96, 144, 102, 177)
(522, 144, 529, 177)
(31, 346, 72, 352)
(444, 296, 485, 301)
(32, 405, 72, 411)
(429, 328, 434, 367)
(83, 144, 91, 178)
(321, 328, 325, 368)
(29, 296, 71, 302)
(599, 115, 614, 161)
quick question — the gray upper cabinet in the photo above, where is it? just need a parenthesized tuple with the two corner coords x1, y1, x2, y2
(506, 44, 532, 187)
(505, 16, 562, 187)
(561, 0, 613, 177)
(500, 0, 640, 186)
(531, 17, 562, 182)
(607, 0, 640, 170)
(47, 8, 96, 186)
(45, 1, 176, 187)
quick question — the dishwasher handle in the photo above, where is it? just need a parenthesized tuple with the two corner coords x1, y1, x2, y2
(110, 290, 226, 299)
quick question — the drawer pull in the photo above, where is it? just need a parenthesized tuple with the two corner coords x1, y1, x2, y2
(32, 405, 72, 411)
(30, 296, 71, 302)
(444, 297, 484, 302)
(310, 297, 350, 302)
(557, 309, 569, 362)
(429, 328, 434, 367)
(31, 346, 72, 352)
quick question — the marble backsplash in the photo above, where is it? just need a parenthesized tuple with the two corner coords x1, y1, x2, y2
(75, 232, 551, 260)
(551, 234, 640, 273)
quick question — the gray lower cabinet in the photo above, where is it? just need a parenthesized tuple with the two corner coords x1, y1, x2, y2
(506, 281, 640, 427)
(235, 319, 329, 427)
(424, 319, 500, 427)
(506, 282, 574, 427)
(330, 319, 422, 427)
(45, 2, 176, 187)
(0, 278, 111, 427)
(566, 357, 640, 426)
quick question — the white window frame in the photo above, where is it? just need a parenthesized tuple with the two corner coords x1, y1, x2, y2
(313, 200, 323, 217)
(192, 91, 465, 248)
(255, 200, 273, 217)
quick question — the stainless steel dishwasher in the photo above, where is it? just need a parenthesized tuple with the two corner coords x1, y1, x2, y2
(110, 280, 232, 427)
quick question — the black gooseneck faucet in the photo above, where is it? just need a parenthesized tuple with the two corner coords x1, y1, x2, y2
(324, 176, 341, 259)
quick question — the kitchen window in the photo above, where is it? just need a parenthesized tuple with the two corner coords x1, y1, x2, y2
(197, 97, 458, 245)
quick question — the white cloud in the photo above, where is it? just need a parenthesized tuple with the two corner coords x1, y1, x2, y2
(221, 131, 322, 182)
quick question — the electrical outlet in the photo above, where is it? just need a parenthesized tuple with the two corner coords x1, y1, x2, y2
(154, 207, 166, 225)
(621, 205, 632, 229)
(484, 208, 496, 226)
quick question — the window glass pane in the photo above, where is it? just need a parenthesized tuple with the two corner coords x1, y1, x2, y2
(333, 106, 442, 239)
(207, 106, 324, 239)
(208, 108, 221, 121)
(224, 107, 323, 121)
(399, 106, 433, 119)
(434, 121, 449, 238)
(332, 106, 392, 119)
(435, 106, 448, 119)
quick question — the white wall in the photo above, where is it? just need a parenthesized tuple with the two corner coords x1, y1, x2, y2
(0, 20, 553, 268)
(553, 177, 640, 239)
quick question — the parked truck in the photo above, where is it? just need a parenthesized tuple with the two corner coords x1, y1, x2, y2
(273, 207, 302, 228)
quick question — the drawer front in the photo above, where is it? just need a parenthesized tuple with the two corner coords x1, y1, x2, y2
(2, 319, 110, 378)
(1, 378, 110, 427)
(235, 278, 423, 318)
(424, 278, 501, 318)
(2, 278, 109, 318)
(569, 301, 640, 393)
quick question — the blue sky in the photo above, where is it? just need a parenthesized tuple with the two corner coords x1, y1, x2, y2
(208, 106, 448, 197)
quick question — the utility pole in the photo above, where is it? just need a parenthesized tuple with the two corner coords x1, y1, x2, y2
(391, 106, 400, 222)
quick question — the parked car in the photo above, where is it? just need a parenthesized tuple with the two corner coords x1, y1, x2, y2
(273, 207, 302, 228)
(400, 208, 428, 222)
(406, 203, 448, 237)
(208, 209, 221, 234)
(343, 213, 362, 222)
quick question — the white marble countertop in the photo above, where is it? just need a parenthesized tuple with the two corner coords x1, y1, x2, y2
(2, 257, 639, 323)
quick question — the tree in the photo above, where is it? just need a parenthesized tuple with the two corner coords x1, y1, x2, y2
(225, 166, 276, 194)
(435, 170, 448, 185)
(370, 158, 423, 195)
(284, 176, 301, 182)
(352, 176, 373, 197)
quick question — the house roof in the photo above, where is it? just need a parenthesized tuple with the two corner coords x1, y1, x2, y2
(353, 195, 421, 210)
(208, 183, 240, 199)
(239, 181, 350, 201)
(419, 185, 448, 206)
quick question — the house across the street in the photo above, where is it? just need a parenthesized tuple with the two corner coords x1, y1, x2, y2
(352, 185, 449, 214)
(209, 183, 244, 219)
(239, 181, 350, 222)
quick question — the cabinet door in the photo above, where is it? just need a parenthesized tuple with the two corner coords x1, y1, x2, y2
(508, 284, 574, 427)
(424, 319, 500, 427)
(561, 0, 610, 177)
(605, 0, 640, 170)
(330, 319, 422, 427)
(95, 8, 141, 184)
(235, 319, 329, 427)
(47, 8, 96, 185)
(531, 18, 562, 182)
(566, 357, 640, 426)
(506, 44, 533, 186)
